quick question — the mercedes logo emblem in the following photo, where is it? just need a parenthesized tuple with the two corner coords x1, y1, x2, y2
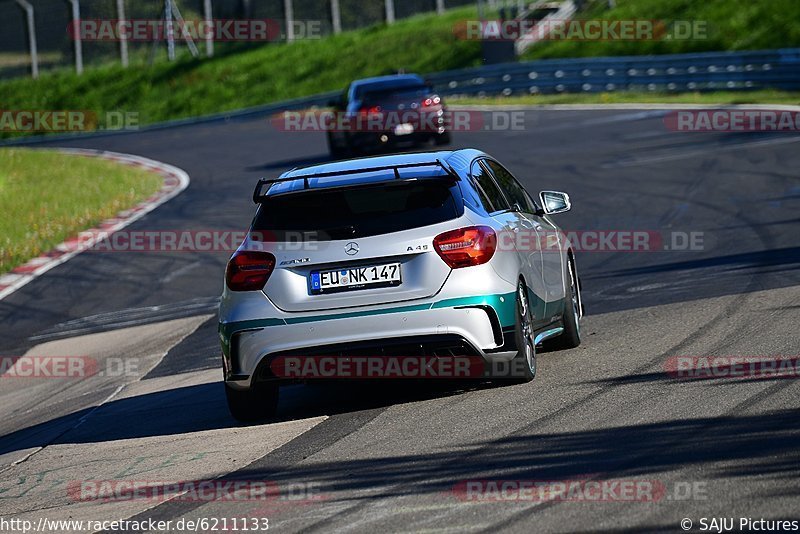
(344, 242, 359, 255)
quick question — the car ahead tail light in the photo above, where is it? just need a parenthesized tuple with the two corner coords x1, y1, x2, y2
(422, 96, 442, 108)
(225, 250, 276, 291)
(359, 105, 382, 116)
(433, 226, 497, 268)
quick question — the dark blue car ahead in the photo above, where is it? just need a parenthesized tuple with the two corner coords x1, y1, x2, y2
(326, 74, 451, 158)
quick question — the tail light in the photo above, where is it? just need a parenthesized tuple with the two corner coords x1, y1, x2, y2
(433, 226, 496, 268)
(225, 250, 275, 291)
(360, 105, 382, 116)
(422, 96, 442, 108)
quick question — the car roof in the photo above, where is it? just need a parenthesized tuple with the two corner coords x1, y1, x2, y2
(259, 149, 488, 199)
(282, 151, 454, 180)
(350, 74, 425, 88)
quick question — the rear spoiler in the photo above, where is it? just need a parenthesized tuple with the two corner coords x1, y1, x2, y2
(253, 159, 460, 203)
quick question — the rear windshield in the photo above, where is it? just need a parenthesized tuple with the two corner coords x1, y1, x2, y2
(361, 85, 428, 104)
(253, 181, 462, 241)
(354, 79, 425, 100)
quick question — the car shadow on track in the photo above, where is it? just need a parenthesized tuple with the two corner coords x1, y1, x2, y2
(593, 246, 800, 279)
(0, 379, 495, 456)
(218, 408, 800, 501)
(575, 356, 800, 387)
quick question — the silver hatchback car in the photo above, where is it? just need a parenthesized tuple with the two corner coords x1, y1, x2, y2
(219, 149, 583, 421)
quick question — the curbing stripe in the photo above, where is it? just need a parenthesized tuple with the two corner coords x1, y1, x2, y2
(0, 149, 190, 302)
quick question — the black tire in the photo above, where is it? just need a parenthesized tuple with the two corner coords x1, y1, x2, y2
(503, 281, 537, 383)
(225, 381, 279, 423)
(327, 132, 351, 160)
(434, 131, 451, 146)
(550, 257, 582, 350)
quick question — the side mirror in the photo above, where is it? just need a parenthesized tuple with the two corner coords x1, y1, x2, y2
(539, 191, 571, 215)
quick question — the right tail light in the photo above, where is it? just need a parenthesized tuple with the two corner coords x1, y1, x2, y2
(433, 226, 497, 268)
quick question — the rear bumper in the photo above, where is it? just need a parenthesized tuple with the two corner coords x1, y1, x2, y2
(347, 129, 447, 151)
(220, 292, 517, 389)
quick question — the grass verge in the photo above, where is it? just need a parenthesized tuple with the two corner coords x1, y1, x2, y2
(521, 0, 800, 60)
(0, 149, 163, 273)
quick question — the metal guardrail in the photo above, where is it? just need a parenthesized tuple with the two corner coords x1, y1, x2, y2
(426, 48, 800, 96)
(4, 48, 799, 146)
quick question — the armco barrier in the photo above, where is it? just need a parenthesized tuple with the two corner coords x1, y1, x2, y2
(4, 48, 798, 146)
(425, 48, 800, 97)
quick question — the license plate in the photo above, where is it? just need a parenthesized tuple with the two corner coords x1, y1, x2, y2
(394, 123, 414, 136)
(310, 263, 402, 294)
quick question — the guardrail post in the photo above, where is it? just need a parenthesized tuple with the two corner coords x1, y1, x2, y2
(284, 0, 295, 41)
(331, 0, 342, 33)
(165, 0, 175, 60)
(67, 0, 83, 74)
(385, 0, 395, 24)
(436, 0, 445, 15)
(204, 0, 213, 57)
(116, 0, 129, 67)
(13, 0, 38, 79)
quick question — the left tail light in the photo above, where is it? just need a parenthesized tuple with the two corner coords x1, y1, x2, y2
(360, 105, 382, 116)
(433, 226, 496, 268)
(225, 250, 276, 291)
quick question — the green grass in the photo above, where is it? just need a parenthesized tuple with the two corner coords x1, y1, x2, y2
(522, 0, 800, 60)
(453, 89, 800, 106)
(0, 8, 481, 139)
(0, 149, 163, 273)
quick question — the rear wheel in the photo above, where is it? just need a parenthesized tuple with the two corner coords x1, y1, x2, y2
(225, 381, 279, 423)
(507, 281, 536, 383)
(327, 132, 351, 159)
(551, 257, 582, 350)
(434, 131, 451, 146)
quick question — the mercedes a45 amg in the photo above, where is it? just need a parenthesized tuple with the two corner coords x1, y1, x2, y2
(219, 149, 583, 421)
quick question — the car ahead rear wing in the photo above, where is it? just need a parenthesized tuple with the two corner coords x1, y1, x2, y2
(253, 160, 460, 203)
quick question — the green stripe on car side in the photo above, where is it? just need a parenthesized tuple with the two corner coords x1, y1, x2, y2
(432, 292, 517, 327)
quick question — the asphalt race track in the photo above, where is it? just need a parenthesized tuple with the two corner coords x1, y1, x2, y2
(1, 107, 799, 532)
